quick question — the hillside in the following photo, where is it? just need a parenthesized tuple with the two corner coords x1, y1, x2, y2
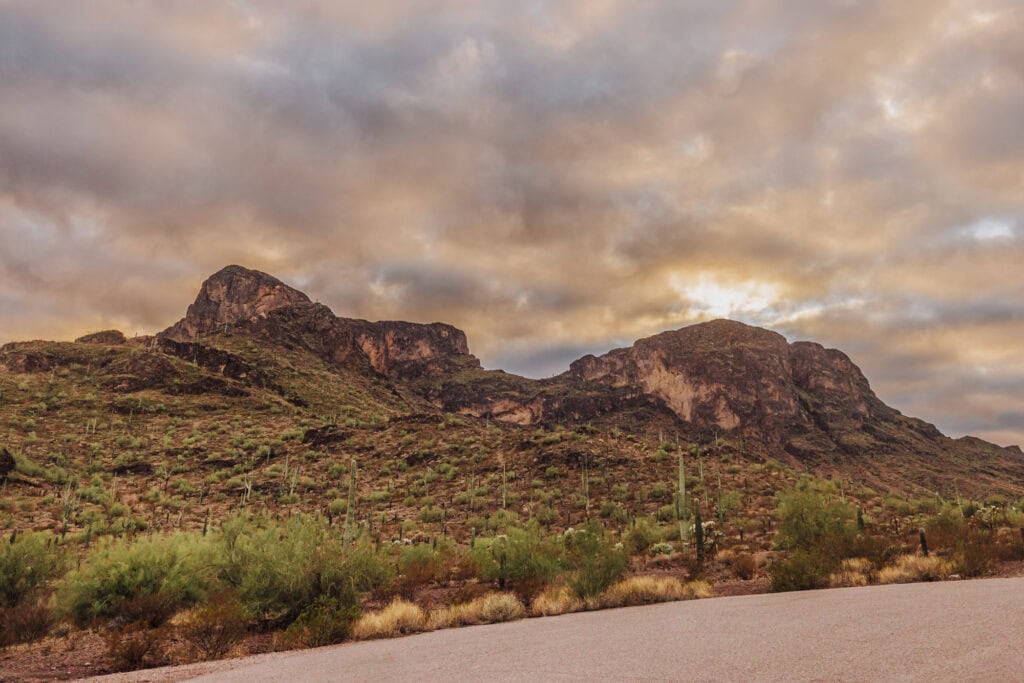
(1, 265, 1022, 543)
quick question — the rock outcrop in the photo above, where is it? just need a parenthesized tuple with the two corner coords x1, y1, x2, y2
(160, 265, 480, 380)
(561, 319, 903, 456)
(161, 265, 311, 341)
(75, 330, 127, 345)
(568, 320, 806, 437)
(350, 320, 477, 379)
(0, 447, 15, 481)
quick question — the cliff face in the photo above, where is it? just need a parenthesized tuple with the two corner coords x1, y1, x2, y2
(556, 319, 912, 460)
(161, 265, 311, 341)
(159, 265, 480, 380)
(569, 320, 805, 439)
(350, 320, 477, 380)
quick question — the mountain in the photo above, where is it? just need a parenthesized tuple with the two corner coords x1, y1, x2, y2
(161, 265, 481, 381)
(1, 265, 1021, 540)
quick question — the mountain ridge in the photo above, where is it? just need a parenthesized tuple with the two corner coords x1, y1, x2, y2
(2, 264, 1022, 508)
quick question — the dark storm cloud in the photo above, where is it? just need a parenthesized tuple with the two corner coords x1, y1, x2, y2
(2, 0, 1024, 444)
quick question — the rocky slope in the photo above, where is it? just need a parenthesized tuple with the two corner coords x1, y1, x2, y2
(1, 263, 1022, 536)
(161, 268, 1021, 479)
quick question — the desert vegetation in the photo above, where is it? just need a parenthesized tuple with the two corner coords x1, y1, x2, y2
(2, 319, 1023, 677)
(1, 474, 1022, 675)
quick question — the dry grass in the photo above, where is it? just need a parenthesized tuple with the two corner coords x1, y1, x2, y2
(351, 599, 427, 640)
(426, 592, 526, 630)
(829, 558, 873, 588)
(684, 580, 714, 599)
(530, 586, 583, 617)
(597, 576, 713, 609)
(877, 555, 952, 584)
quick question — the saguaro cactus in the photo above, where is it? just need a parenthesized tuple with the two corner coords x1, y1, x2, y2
(694, 504, 705, 563)
(677, 452, 688, 543)
(344, 457, 358, 546)
(919, 528, 929, 557)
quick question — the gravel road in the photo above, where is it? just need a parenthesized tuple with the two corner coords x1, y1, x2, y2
(90, 577, 1024, 682)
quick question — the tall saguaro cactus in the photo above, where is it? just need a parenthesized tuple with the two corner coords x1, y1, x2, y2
(582, 453, 591, 519)
(677, 452, 688, 543)
(344, 457, 358, 546)
(694, 503, 704, 563)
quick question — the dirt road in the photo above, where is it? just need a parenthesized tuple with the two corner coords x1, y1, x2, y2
(93, 577, 1024, 682)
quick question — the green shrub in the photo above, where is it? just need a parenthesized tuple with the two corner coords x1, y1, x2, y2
(649, 542, 674, 556)
(213, 513, 393, 628)
(397, 544, 441, 597)
(775, 485, 856, 555)
(768, 550, 832, 592)
(284, 595, 360, 648)
(472, 524, 564, 601)
(564, 522, 626, 600)
(60, 532, 212, 626)
(419, 505, 445, 523)
(956, 529, 996, 577)
(0, 531, 68, 608)
(623, 517, 664, 554)
(924, 507, 966, 549)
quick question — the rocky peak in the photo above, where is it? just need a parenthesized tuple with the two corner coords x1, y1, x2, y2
(566, 318, 893, 452)
(569, 320, 801, 438)
(160, 265, 311, 341)
(159, 265, 480, 379)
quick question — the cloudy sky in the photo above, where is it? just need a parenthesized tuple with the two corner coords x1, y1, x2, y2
(1, 1, 1023, 446)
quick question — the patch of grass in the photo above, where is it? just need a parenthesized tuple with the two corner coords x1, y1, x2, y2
(828, 557, 873, 587)
(598, 576, 712, 608)
(876, 555, 951, 584)
(426, 592, 526, 629)
(351, 599, 426, 640)
(530, 585, 583, 617)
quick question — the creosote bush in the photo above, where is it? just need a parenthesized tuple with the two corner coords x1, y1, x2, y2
(283, 594, 360, 648)
(179, 592, 249, 660)
(1, 602, 55, 646)
(471, 523, 564, 601)
(0, 531, 68, 609)
(103, 622, 172, 672)
(564, 522, 627, 600)
(769, 549, 833, 592)
(60, 532, 212, 626)
(215, 513, 392, 629)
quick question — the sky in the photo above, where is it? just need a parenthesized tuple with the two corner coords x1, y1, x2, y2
(1, 1, 1023, 446)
